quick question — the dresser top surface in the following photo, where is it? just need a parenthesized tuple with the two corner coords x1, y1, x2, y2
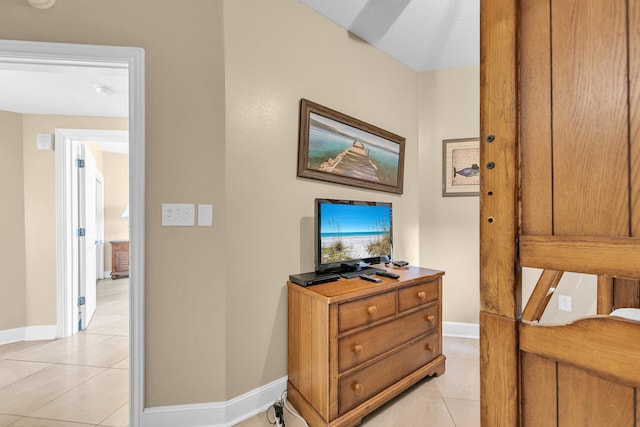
(288, 265, 444, 300)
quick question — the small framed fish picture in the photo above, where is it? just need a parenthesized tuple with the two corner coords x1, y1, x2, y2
(442, 138, 480, 196)
(297, 99, 405, 194)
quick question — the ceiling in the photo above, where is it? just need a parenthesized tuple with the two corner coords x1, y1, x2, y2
(0, 56, 129, 152)
(0, 58, 129, 117)
(300, 0, 480, 72)
(0, 0, 477, 122)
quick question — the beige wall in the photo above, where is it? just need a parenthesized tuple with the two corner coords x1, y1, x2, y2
(224, 0, 420, 398)
(21, 115, 128, 327)
(103, 152, 129, 272)
(0, 112, 126, 332)
(1, 0, 227, 406)
(0, 0, 480, 410)
(418, 65, 480, 324)
(0, 110, 27, 330)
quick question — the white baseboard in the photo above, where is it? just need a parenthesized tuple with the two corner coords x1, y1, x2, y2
(442, 321, 479, 339)
(0, 325, 57, 345)
(142, 376, 287, 427)
(141, 324, 480, 427)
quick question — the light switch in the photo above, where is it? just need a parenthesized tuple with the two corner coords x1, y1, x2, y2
(198, 204, 213, 227)
(162, 204, 195, 226)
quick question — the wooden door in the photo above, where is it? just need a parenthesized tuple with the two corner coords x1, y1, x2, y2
(481, 0, 640, 425)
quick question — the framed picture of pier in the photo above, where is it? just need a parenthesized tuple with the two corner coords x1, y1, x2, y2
(297, 99, 405, 194)
(442, 138, 480, 196)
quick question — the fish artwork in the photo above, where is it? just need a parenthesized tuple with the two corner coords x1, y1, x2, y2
(454, 163, 480, 177)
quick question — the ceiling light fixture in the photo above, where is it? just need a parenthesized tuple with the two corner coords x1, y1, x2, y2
(27, 0, 56, 9)
(94, 85, 115, 96)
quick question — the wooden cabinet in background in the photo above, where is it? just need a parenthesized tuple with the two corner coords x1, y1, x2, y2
(110, 240, 129, 279)
(287, 266, 445, 427)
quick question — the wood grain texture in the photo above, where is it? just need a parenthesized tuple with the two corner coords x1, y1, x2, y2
(480, 312, 519, 427)
(521, 352, 557, 427)
(551, 0, 629, 237)
(597, 275, 614, 314)
(520, 235, 640, 279)
(520, 0, 553, 235)
(287, 271, 445, 427)
(613, 278, 640, 309)
(480, 0, 520, 425)
(480, 0, 520, 318)
(558, 363, 635, 427)
(521, 269, 563, 322)
(630, 0, 640, 236)
(520, 318, 640, 387)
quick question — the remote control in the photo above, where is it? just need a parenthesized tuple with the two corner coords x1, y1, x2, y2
(359, 274, 382, 283)
(392, 260, 409, 267)
(376, 271, 400, 279)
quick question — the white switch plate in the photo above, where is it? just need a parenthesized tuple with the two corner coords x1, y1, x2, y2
(162, 204, 195, 226)
(37, 133, 54, 151)
(198, 204, 213, 227)
(558, 295, 572, 312)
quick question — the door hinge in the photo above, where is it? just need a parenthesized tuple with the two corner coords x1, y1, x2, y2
(78, 296, 86, 306)
(75, 158, 85, 168)
(76, 228, 86, 237)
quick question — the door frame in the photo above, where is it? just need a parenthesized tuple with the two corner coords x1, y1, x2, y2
(0, 40, 146, 427)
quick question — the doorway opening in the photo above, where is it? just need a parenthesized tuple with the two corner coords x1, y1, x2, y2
(0, 40, 145, 426)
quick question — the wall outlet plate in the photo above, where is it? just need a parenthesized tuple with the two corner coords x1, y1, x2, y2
(558, 295, 572, 312)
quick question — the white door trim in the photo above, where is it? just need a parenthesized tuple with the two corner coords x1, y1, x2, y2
(0, 40, 146, 427)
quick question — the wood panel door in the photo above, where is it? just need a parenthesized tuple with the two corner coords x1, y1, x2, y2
(481, 0, 640, 425)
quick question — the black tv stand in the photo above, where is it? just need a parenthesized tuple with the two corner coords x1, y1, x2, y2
(339, 262, 365, 272)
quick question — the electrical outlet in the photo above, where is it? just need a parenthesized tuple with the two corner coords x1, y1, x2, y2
(558, 295, 572, 312)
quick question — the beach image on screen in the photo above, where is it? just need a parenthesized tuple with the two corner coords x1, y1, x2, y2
(320, 203, 391, 264)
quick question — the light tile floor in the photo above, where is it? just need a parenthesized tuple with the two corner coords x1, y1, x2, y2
(235, 337, 480, 427)
(1, 279, 479, 427)
(0, 278, 129, 427)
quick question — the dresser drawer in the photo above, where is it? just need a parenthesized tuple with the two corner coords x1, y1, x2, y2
(338, 305, 439, 372)
(398, 280, 438, 312)
(338, 291, 396, 333)
(338, 332, 440, 414)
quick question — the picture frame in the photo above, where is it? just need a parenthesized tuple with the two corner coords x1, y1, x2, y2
(297, 99, 405, 194)
(442, 137, 480, 197)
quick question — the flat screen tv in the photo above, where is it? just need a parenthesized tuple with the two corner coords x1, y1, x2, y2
(315, 198, 392, 274)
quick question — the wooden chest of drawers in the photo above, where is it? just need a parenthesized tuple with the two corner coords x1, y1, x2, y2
(287, 266, 445, 427)
(110, 240, 129, 279)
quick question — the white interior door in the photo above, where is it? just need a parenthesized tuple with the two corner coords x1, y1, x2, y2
(95, 174, 105, 280)
(78, 144, 97, 330)
(70, 141, 81, 333)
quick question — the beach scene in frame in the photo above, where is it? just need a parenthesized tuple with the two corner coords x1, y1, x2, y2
(298, 99, 405, 193)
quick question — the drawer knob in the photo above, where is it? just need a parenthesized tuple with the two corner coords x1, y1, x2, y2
(417, 291, 427, 300)
(425, 343, 435, 353)
(354, 383, 365, 396)
(367, 306, 378, 315)
(354, 344, 363, 354)
(425, 315, 436, 323)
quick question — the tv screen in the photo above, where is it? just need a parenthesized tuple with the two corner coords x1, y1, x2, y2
(315, 198, 392, 273)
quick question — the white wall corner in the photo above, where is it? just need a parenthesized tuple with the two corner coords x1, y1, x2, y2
(142, 376, 287, 427)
